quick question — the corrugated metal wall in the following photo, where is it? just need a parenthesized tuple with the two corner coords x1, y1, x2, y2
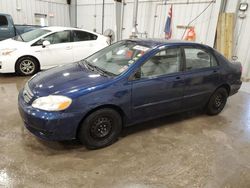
(1, 0, 250, 79)
(77, 0, 115, 33)
(77, 0, 221, 47)
(77, 0, 250, 79)
(0, 0, 70, 26)
(231, 0, 250, 80)
(126, 0, 221, 47)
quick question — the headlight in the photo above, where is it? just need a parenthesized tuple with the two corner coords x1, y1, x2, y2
(1, 48, 17, 56)
(32, 95, 72, 111)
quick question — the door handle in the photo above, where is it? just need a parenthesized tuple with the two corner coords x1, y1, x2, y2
(213, 70, 218, 73)
(66, 46, 72, 50)
(175, 76, 181, 80)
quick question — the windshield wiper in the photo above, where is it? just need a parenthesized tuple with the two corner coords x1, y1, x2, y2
(83, 60, 95, 71)
(83, 60, 116, 77)
(95, 66, 116, 77)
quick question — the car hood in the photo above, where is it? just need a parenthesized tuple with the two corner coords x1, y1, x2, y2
(28, 62, 112, 97)
(0, 38, 27, 50)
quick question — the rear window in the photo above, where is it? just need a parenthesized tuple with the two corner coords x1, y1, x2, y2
(0, 16, 8, 26)
(184, 47, 218, 70)
(73, 30, 97, 42)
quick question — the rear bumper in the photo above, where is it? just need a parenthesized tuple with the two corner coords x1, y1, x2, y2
(229, 80, 242, 96)
(18, 91, 83, 141)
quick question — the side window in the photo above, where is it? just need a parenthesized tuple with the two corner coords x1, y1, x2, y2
(140, 48, 181, 78)
(0, 16, 8, 27)
(73, 30, 97, 42)
(32, 39, 43, 46)
(44, 30, 71, 44)
(184, 48, 218, 70)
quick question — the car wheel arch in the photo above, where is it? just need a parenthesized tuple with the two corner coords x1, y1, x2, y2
(216, 84, 230, 95)
(15, 55, 41, 71)
(204, 84, 230, 110)
(75, 104, 126, 138)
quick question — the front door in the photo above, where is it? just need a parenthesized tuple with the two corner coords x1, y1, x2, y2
(31, 30, 74, 68)
(131, 47, 185, 121)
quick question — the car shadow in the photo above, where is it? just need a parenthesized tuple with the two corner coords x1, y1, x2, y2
(35, 109, 204, 152)
(0, 73, 30, 91)
(121, 109, 203, 137)
(0, 73, 20, 77)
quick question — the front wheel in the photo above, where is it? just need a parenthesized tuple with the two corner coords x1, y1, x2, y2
(206, 88, 228, 115)
(15, 57, 39, 76)
(78, 108, 122, 149)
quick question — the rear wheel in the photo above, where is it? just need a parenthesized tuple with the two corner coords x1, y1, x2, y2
(78, 108, 122, 149)
(206, 87, 228, 115)
(15, 56, 39, 76)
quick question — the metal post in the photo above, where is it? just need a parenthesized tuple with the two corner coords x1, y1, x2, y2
(69, 0, 77, 27)
(102, 0, 105, 34)
(131, 0, 139, 38)
(120, 1, 125, 39)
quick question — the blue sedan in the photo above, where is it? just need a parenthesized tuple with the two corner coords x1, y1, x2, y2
(18, 39, 242, 149)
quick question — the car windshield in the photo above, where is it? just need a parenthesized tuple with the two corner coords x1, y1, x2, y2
(84, 41, 151, 76)
(13, 29, 51, 42)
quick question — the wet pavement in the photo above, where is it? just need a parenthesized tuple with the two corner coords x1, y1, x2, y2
(0, 74, 250, 188)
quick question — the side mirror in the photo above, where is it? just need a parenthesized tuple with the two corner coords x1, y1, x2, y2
(42, 40, 50, 48)
(134, 69, 141, 79)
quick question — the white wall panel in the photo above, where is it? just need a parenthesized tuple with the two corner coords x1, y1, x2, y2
(77, 0, 115, 34)
(120, 0, 221, 47)
(77, 0, 250, 77)
(0, 0, 70, 26)
(77, 0, 221, 47)
(223, 0, 250, 80)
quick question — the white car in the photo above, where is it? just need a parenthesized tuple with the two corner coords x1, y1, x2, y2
(0, 26, 109, 75)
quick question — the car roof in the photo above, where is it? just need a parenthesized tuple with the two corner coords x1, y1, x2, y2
(127, 38, 207, 49)
(0, 13, 11, 16)
(41, 26, 101, 36)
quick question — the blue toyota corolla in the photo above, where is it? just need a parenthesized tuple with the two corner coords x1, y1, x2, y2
(18, 39, 242, 149)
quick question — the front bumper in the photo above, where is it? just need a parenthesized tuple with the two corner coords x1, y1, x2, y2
(0, 56, 15, 73)
(18, 91, 83, 141)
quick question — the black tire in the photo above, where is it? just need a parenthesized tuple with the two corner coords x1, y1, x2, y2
(206, 87, 228, 115)
(78, 108, 122, 149)
(15, 56, 39, 76)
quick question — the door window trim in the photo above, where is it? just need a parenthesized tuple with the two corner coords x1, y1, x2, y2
(0, 15, 8, 27)
(182, 46, 220, 72)
(31, 30, 73, 46)
(129, 46, 184, 81)
(72, 30, 98, 42)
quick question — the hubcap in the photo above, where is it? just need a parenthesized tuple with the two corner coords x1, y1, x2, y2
(214, 94, 223, 108)
(20, 60, 35, 74)
(90, 117, 112, 139)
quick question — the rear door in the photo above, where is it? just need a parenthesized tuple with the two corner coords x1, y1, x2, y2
(31, 30, 74, 68)
(131, 47, 185, 121)
(71, 30, 103, 62)
(182, 46, 221, 109)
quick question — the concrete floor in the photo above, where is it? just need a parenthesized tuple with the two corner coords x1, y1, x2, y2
(0, 74, 250, 188)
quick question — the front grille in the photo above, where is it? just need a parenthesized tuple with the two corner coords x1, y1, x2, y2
(23, 83, 34, 103)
